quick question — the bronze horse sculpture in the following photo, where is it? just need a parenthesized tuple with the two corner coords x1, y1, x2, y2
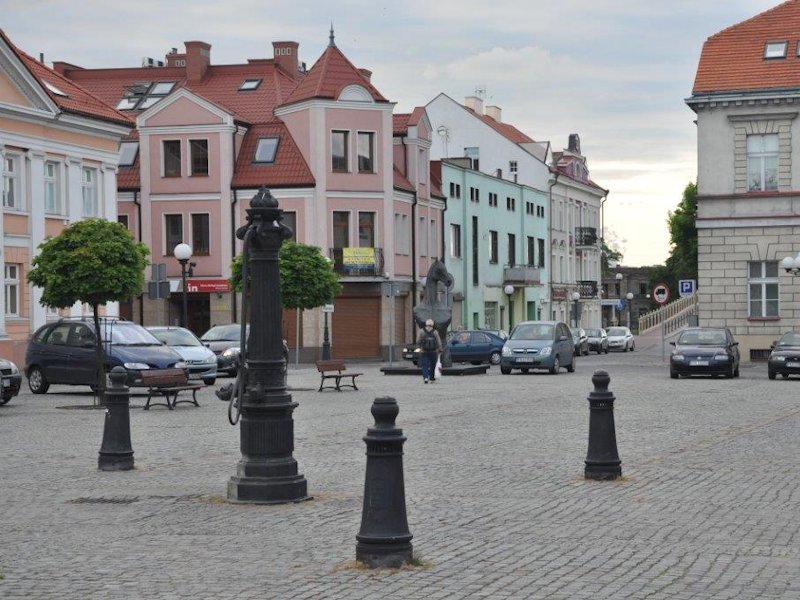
(413, 259, 455, 367)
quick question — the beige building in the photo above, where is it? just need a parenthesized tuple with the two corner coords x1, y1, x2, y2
(687, 1, 800, 361)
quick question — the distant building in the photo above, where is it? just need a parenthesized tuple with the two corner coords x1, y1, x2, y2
(687, 0, 800, 360)
(0, 30, 131, 365)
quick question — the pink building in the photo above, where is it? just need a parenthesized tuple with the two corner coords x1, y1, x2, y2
(57, 31, 441, 359)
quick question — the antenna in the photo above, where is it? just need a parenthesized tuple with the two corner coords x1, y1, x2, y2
(437, 125, 450, 158)
(474, 85, 487, 100)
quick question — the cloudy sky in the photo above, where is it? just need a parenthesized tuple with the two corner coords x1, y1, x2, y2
(2, 0, 781, 266)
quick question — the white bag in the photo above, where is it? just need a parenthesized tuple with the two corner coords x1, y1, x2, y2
(435, 356, 443, 378)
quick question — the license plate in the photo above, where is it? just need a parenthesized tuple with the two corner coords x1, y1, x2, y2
(788, 362, 800, 368)
(690, 360, 709, 366)
(516, 357, 535, 363)
(2, 379, 8, 387)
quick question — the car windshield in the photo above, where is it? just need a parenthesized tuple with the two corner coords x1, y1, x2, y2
(149, 328, 202, 347)
(101, 323, 161, 345)
(201, 325, 245, 342)
(510, 323, 553, 341)
(777, 332, 800, 347)
(607, 328, 627, 336)
(585, 329, 601, 337)
(678, 330, 727, 345)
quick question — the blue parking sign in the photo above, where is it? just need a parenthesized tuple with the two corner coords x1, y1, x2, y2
(678, 279, 696, 297)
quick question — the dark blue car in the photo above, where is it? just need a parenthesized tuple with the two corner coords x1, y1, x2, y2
(447, 330, 505, 365)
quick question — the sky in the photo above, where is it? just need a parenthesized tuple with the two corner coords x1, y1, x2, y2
(1, 0, 782, 266)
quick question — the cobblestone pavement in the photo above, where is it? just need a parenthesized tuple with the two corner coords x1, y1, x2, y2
(1, 340, 798, 599)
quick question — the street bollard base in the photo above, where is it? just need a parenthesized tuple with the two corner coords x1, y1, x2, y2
(227, 474, 310, 505)
(98, 452, 134, 472)
(356, 541, 413, 569)
(584, 463, 622, 480)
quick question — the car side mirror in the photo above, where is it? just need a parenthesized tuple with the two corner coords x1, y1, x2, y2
(669, 341, 676, 346)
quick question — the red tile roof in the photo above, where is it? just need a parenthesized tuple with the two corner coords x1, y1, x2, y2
(1, 30, 132, 127)
(393, 107, 426, 136)
(465, 107, 534, 144)
(232, 123, 314, 189)
(281, 44, 387, 107)
(693, 0, 800, 94)
(393, 165, 415, 193)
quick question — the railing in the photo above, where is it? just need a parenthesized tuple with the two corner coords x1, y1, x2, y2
(638, 294, 698, 335)
(328, 247, 385, 277)
(503, 265, 540, 285)
(576, 280, 598, 299)
(575, 227, 598, 247)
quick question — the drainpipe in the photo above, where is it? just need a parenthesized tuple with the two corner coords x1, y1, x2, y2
(133, 190, 144, 325)
(231, 188, 239, 323)
(548, 170, 560, 321)
(402, 137, 418, 334)
(600, 189, 609, 327)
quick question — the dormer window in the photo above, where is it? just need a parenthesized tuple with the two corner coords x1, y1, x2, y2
(44, 81, 68, 97)
(254, 137, 279, 163)
(239, 79, 262, 91)
(764, 41, 787, 59)
(116, 81, 176, 110)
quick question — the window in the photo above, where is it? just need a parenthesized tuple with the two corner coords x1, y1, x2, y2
(527, 236, 535, 266)
(190, 139, 209, 176)
(239, 79, 262, 91)
(488, 192, 498, 207)
(4, 264, 19, 316)
(419, 217, 428, 256)
(509, 161, 518, 175)
(332, 130, 349, 172)
(164, 214, 183, 255)
(254, 137, 279, 163)
(43, 81, 68, 97)
(118, 142, 139, 167)
(419, 150, 427, 184)
(283, 211, 297, 242)
(472, 216, 479, 286)
(81, 167, 98, 216)
(764, 41, 788, 59)
(117, 81, 176, 111)
(150, 82, 175, 95)
(3, 155, 19, 209)
(333, 211, 350, 248)
(464, 147, 479, 170)
(489, 230, 498, 264)
(44, 161, 61, 214)
(359, 212, 375, 247)
(192, 213, 210, 256)
(747, 134, 778, 191)
(430, 219, 436, 258)
(450, 223, 462, 258)
(639, 283, 647, 295)
(506, 196, 516, 211)
(118, 214, 129, 229)
(449, 182, 461, 199)
(163, 140, 181, 177)
(507, 233, 516, 267)
(748, 261, 779, 317)
(357, 132, 375, 173)
(537, 238, 545, 268)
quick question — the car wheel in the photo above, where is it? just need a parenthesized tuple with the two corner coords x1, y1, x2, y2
(0, 395, 11, 405)
(605, 347, 609, 354)
(734, 367, 740, 378)
(630, 342, 635, 352)
(567, 357, 575, 373)
(521, 368, 529, 374)
(28, 366, 50, 394)
(549, 356, 560, 375)
(500, 367, 511, 375)
(782, 373, 789, 379)
(768, 370, 776, 380)
(596, 347, 602, 355)
(670, 369, 678, 379)
(725, 365, 734, 379)
(412, 361, 418, 367)
(203, 378, 216, 385)
(489, 351, 501, 365)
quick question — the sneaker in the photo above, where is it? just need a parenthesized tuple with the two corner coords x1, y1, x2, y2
(424, 378, 429, 384)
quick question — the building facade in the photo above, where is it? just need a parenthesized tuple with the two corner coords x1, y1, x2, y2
(687, 0, 800, 360)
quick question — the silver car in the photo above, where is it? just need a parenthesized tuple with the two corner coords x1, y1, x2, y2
(500, 320, 576, 375)
(606, 326, 635, 352)
(147, 326, 218, 384)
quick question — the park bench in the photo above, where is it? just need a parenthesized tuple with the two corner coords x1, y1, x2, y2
(315, 360, 363, 392)
(141, 368, 203, 410)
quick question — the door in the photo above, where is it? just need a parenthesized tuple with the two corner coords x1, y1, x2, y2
(331, 295, 380, 359)
(470, 332, 493, 361)
(42, 323, 74, 384)
(67, 323, 100, 386)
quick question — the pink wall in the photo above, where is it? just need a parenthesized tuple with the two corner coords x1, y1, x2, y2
(325, 108, 384, 192)
(147, 133, 223, 194)
(236, 195, 306, 244)
(145, 96, 224, 127)
(279, 111, 311, 167)
(151, 200, 223, 277)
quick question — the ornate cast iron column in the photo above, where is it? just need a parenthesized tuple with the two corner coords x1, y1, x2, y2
(584, 369, 622, 481)
(227, 186, 310, 504)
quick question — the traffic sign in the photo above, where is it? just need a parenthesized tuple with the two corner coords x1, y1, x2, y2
(322, 304, 335, 313)
(653, 283, 670, 305)
(678, 279, 696, 297)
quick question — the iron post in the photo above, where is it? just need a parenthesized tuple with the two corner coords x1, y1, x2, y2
(98, 366, 134, 471)
(584, 369, 622, 480)
(322, 310, 331, 360)
(227, 186, 310, 504)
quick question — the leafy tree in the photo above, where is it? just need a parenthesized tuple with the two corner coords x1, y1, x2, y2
(27, 219, 150, 396)
(601, 237, 624, 275)
(648, 182, 698, 296)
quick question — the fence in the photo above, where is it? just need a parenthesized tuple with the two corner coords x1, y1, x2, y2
(638, 294, 698, 336)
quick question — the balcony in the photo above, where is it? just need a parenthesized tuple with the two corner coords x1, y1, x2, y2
(329, 247, 385, 277)
(575, 227, 598, 247)
(576, 280, 598, 298)
(503, 265, 541, 286)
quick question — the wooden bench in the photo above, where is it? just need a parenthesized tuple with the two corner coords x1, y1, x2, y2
(141, 368, 203, 410)
(315, 360, 363, 392)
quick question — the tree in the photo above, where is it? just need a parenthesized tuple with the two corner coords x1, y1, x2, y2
(648, 182, 698, 296)
(27, 219, 150, 396)
(601, 237, 624, 276)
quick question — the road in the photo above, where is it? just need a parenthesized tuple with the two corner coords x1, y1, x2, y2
(1, 339, 798, 599)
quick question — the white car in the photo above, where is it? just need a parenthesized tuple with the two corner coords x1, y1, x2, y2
(606, 326, 635, 352)
(147, 326, 218, 384)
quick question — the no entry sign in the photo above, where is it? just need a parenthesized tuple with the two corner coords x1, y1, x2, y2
(653, 283, 670, 305)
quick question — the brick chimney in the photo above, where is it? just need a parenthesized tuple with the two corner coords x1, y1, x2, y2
(273, 41, 300, 79)
(358, 68, 372, 82)
(464, 95, 483, 115)
(184, 41, 211, 82)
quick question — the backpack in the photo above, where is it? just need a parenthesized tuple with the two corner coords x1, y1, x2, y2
(421, 330, 438, 352)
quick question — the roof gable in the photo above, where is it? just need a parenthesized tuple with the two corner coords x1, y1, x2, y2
(137, 87, 234, 127)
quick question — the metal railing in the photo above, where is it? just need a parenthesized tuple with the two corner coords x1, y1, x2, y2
(638, 294, 698, 335)
(575, 227, 598, 247)
(576, 280, 598, 299)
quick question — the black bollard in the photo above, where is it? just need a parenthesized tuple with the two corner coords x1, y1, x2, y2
(584, 369, 622, 480)
(356, 397, 413, 568)
(98, 367, 134, 471)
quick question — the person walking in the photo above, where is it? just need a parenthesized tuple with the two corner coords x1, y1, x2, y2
(416, 318, 442, 384)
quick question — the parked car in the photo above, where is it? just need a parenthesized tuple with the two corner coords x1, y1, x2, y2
(500, 320, 576, 375)
(146, 326, 217, 385)
(607, 326, 635, 352)
(669, 327, 740, 379)
(570, 327, 589, 356)
(585, 328, 609, 354)
(0, 356, 22, 405)
(767, 331, 800, 379)
(478, 328, 508, 340)
(200, 324, 248, 376)
(447, 330, 505, 365)
(24, 318, 186, 393)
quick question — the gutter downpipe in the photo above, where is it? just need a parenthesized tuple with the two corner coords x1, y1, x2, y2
(231, 188, 239, 324)
(402, 136, 419, 334)
(548, 170, 560, 322)
(133, 189, 144, 325)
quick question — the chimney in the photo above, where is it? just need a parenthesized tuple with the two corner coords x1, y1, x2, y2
(464, 95, 484, 115)
(273, 41, 300, 79)
(568, 133, 581, 155)
(358, 68, 372, 82)
(52, 61, 83, 75)
(165, 48, 186, 68)
(184, 41, 211, 82)
(485, 105, 501, 122)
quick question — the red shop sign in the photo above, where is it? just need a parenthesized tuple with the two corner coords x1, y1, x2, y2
(186, 279, 230, 293)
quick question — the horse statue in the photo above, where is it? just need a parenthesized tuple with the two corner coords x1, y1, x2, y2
(413, 259, 455, 367)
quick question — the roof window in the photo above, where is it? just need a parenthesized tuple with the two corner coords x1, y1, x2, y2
(116, 81, 176, 111)
(150, 82, 175, 95)
(43, 81, 68, 97)
(254, 137, 279, 163)
(239, 79, 262, 91)
(764, 41, 788, 59)
(118, 141, 139, 166)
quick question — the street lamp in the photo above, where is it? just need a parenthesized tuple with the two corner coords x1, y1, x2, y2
(173, 243, 194, 328)
(504, 284, 515, 330)
(781, 253, 800, 274)
(614, 272, 623, 325)
(322, 258, 333, 360)
(626, 292, 634, 329)
(571, 290, 580, 327)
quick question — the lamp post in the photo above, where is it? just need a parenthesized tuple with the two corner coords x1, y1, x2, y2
(571, 291, 580, 327)
(173, 243, 194, 328)
(626, 291, 634, 329)
(614, 272, 623, 325)
(322, 258, 332, 360)
(781, 253, 800, 274)
(504, 284, 515, 330)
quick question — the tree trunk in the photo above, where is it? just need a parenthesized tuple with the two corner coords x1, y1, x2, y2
(92, 304, 107, 405)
